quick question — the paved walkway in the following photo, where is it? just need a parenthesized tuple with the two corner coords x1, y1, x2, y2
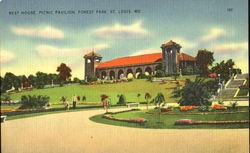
(1, 108, 249, 153)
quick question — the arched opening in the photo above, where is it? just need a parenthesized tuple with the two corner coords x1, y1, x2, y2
(118, 69, 125, 79)
(135, 68, 142, 78)
(109, 71, 115, 80)
(145, 67, 152, 75)
(101, 71, 107, 79)
(126, 69, 134, 78)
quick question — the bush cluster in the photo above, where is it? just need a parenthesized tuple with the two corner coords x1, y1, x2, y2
(19, 95, 50, 109)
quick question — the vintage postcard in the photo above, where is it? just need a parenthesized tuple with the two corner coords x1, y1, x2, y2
(0, 0, 249, 153)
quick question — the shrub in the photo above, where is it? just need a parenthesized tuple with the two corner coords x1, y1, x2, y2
(117, 94, 126, 105)
(0, 95, 11, 102)
(229, 101, 238, 109)
(137, 73, 148, 79)
(86, 75, 98, 82)
(154, 70, 165, 78)
(198, 105, 208, 112)
(19, 95, 50, 109)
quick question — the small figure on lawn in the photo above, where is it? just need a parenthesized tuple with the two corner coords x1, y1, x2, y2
(101, 94, 109, 113)
(65, 100, 69, 110)
(72, 95, 77, 109)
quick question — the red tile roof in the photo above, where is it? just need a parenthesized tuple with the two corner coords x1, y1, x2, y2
(96, 52, 196, 69)
(178, 53, 196, 61)
(96, 53, 162, 68)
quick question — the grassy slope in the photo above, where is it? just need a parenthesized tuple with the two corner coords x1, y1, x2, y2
(2, 75, 197, 106)
(90, 107, 249, 129)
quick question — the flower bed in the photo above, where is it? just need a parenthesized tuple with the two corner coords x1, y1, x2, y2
(239, 84, 249, 89)
(174, 119, 249, 125)
(102, 109, 147, 123)
(180, 106, 199, 111)
(212, 104, 227, 110)
(88, 78, 131, 85)
(54, 102, 101, 105)
(161, 108, 172, 112)
(1, 101, 21, 105)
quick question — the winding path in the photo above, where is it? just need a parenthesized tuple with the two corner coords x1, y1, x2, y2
(1, 108, 249, 153)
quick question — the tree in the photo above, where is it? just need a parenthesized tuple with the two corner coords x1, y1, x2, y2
(82, 96, 86, 102)
(28, 75, 37, 88)
(137, 93, 141, 102)
(144, 93, 152, 109)
(153, 93, 165, 123)
(19, 95, 50, 109)
(56, 63, 72, 84)
(2, 72, 16, 91)
(22, 75, 31, 88)
(0, 76, 4, 93)
(196, 49, 214, 77)
(117, 94, 126, 105)
(172, 77, 212, 106)
(48, 73, 59, 85)
(211, 59, 240, 81)
(36, 72, 47, 89)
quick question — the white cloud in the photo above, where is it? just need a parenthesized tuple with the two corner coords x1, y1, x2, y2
(169, 37, 196, 49)
(11, 26, 64, 39)
(212, 42, 248, 53)
(36, 44, 109, 57)
(201, 28, 226, 42)
(93, 21, 148, 39)
(0, 49, 16, 64)
(130, 48, 161, 56)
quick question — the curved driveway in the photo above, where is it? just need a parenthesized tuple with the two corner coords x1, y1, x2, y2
(1, 108, 249, 153)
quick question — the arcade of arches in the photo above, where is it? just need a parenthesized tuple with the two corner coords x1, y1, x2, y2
(97, 63, 161, 79)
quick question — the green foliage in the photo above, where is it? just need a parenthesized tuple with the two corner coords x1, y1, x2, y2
(147, 75, 153, 82)
(2, 72, 21, 91)
(218, 101, 224, 105)
(117, 94, 126, 105)
(145, 93, 152, 109)
(204, 79, 219, 95)
(137, 73, 148, 79)
(229, 101, 238, 109)
(73, 77, 81, 83)
(182, 66, 199, 75)
(211, 59, 239, 82)
(196, 49, 214, 77)
(36, 72, 48, 89)
(172, 77, 212, 106)
(82, 96, 86, 102)
(86, 75, 98, 82)
(154, 92, 165, 107)
(154, 70, 165, 78)
(0, 95, 11, 101)
(198, 105, 209, 112)
(19, 95, 50, 109)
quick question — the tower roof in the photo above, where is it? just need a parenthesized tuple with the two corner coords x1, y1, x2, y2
(84, 51, 102, 58)
(161, 40, 181, 47)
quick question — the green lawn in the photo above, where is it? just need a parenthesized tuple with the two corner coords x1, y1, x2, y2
(90, 107, 249, 129)
(2, 76, 197, 105)
(237, 89, 249, 97)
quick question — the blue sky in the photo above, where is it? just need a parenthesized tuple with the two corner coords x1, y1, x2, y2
(0, 0, 248, 78)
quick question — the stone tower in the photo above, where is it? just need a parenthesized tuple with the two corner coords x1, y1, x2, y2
(161, 40, 182, 75)
(83, 51, 102, 80)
